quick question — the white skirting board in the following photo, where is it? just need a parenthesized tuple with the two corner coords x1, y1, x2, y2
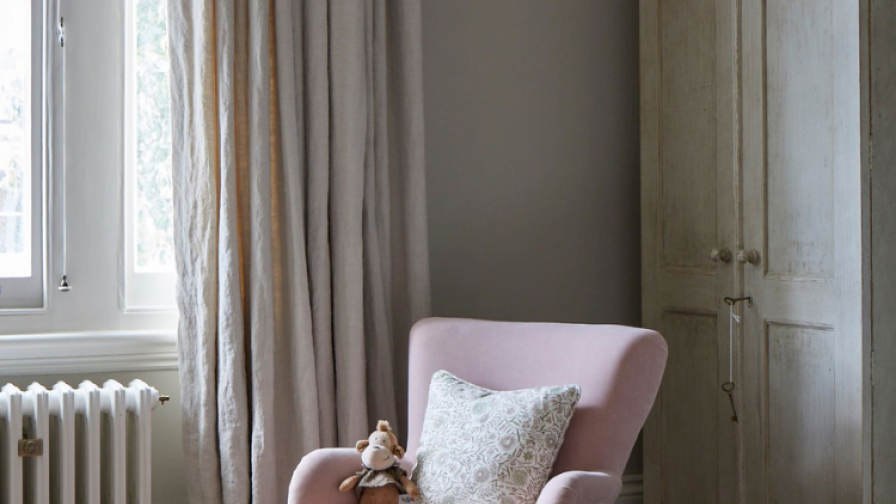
(616, 474, 643, 504)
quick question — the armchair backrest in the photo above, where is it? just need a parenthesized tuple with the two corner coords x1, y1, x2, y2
(405, 318, 667, 479)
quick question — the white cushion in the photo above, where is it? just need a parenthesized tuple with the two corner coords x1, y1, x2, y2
(412, 370, 581, 504)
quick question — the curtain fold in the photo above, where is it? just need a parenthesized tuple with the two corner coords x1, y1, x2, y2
(168, 1, 429, 502)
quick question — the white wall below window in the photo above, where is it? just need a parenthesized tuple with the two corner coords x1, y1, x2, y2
(421, 0, 642, 497)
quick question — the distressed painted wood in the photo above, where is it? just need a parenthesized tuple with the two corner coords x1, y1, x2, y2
(767, 324, 836, 503)
(659, 0, 717, 272)
(740, 1, 863, 503)
(644, 0, 867, 502)
(658, 311, 720, 503)
(641, 0, 739, 502)
(764, 0, 836, 281)
(858, 4, 872, 502)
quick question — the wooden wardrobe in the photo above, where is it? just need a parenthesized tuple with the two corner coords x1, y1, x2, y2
(639, 1, 872, 502)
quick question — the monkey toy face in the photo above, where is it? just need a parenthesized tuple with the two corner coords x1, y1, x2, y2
(356, 422, 406, 471)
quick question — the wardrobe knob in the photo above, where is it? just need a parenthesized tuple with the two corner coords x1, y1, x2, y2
(710, 247, 732, 263)
(737, 249, 761, 265)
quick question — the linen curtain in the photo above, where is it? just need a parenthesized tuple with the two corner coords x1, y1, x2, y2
(167, 1, 430, 503)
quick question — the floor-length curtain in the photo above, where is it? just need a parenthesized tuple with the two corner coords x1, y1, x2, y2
(167, 1, 429, 502)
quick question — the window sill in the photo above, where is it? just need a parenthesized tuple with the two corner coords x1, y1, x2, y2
(0, 330, 177, 376)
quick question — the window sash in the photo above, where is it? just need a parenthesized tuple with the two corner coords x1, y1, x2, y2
(123, 0, 175, 311)
(0, 0, 46, 311)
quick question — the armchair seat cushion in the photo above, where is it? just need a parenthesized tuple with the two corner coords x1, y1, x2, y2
(412, 370, 581, 504)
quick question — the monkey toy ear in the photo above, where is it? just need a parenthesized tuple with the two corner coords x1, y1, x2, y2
(392, 444, 406, 459)
(355, 440, 370, 452)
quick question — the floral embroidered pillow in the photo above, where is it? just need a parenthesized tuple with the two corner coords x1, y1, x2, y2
(411, 370, 581, 504)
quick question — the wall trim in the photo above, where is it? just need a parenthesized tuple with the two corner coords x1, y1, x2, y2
(0, 330, 178, 375)
(617, 474, 644, 504)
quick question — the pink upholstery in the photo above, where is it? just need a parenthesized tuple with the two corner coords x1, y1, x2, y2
(288, 318, 667, 504)
(287, 448, 414, 504)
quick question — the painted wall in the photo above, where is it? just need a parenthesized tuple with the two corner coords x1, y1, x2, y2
(421, 0, 642, 477)
(869, 0, 896, 499)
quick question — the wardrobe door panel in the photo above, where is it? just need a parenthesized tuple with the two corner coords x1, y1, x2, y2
(659, 0, 717, 272)
(766, 323, 837, 504)
(741, 1, 862, 503)
(641, 0, 739, 502)
(765, 1, 835, 280)
(659, 311, 720, 503)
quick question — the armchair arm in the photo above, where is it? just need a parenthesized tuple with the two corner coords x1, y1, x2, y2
(536, 471, 622, 504)
(287, 448, 362, 504)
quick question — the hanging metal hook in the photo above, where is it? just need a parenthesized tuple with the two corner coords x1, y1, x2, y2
(723, 295, 752, 307)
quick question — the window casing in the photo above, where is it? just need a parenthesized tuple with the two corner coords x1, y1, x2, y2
(0, 1, 177, 337)
(0, 0, 45, 310)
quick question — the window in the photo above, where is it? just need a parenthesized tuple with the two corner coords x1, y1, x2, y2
(125, 0, 176, 309)
(0, 1, 176, 336)
(0, 0, 44, 309)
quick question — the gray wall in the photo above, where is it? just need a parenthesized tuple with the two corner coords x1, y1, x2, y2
(421, 0, 642, 473)
(869, 0, 896, 499)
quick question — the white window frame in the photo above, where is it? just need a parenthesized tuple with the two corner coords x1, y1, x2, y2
(0, 1, 177, 370)
(0, 0, 47, 311)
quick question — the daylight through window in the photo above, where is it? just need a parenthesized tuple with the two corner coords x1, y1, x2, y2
(134, 0, 173, 273)
(124, 0, 176, 309)
(0, 3, 32, 278)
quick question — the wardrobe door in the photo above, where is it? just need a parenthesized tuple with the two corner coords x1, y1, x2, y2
(640, 1, 739, 502)
(740, 1, 863, 503)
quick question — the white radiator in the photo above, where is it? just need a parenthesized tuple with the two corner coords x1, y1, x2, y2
(0, 379, 166, 504)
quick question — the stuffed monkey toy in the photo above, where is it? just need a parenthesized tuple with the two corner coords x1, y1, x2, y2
(339, 420, 419, 504)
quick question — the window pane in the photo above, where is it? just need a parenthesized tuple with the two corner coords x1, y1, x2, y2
(135, 0, 173, 272)
(0, 1, 32, 278)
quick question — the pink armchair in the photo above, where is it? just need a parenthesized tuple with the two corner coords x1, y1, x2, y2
(288, 318, 667, 504)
